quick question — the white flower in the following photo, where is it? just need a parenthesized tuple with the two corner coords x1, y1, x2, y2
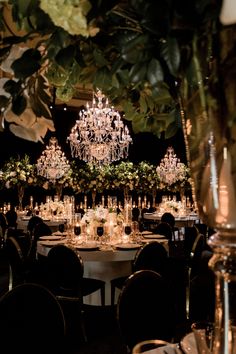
(40, 0, 95, 37)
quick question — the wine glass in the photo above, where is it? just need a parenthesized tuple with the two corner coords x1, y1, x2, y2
(74, 224, 81, 236)
(96, 225, 104, 245)
(58, 223, 65, 233)
(124, 224, 132, 236)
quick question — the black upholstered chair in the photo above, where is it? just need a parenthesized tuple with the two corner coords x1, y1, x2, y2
(0, 282, 66, 354)
(117, 269, 175, 352)
(46, 245, 106, 341)
(110, 241, 168, 305)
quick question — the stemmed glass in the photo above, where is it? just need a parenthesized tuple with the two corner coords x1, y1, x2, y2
(96, 224, 104, 246)
(58, 223, 65, 234)
(74, 224, 81, 236)
(123, 222, 132, 243)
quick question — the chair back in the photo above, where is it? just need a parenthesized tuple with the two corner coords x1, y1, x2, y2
(133, 241, 168, 275)
(154, 222, 173, 241)
(27, 222, 52, 263)
(0, 283, 66, 353)
(5, 236, 25, 289)
(117, 270, 175, 351)
(27, 215, 43, 235)
(47, 245, 84, 296)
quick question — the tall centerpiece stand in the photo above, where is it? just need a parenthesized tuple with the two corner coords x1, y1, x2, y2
(181, 21, 236, 352)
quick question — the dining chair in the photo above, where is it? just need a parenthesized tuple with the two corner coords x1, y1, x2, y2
(117, 269, 175, 352)
(46, 245, 106, 341)
(153, 221, 174, 241)
(27, 221, 52, 263)
(185, 230, 207, 319)
(110, 241, 168, 306)
(0, 282, 66, 354)
(27, 215, 43, 236)
(5, 236, 29, 290)
(189, 250, 215, 323)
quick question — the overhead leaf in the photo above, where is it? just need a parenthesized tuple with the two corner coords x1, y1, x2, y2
(93, 48, 109, 67)
(163, 121, 179, 139)
(55, 45, 76, 69)
(3, 80, 22, 97)
(147, 58, 164, 86)
(11, 95, 27, 116)
(93, 66, 112, 90)
(139, 94, 148, 113)
(29, 94, 52, 119)
(0, 46, 11, 62)
(0, 95, 10, 110)
(129, 62, 147, 83)
(11, 49, 41, 79)
(121, 34, 150, 64)
(159, 37, 180, 76)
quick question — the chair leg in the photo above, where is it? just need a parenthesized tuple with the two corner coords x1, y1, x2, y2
(100, 284, 105, 306)
(111, 283, 115, 306)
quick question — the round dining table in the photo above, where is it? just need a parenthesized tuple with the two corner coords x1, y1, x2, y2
(143, 212, 199, 227)
(37, 235, 168, 306)
(37, 241, 139, 306)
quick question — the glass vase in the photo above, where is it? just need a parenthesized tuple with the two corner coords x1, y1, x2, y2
(180, 27, 236, 354)
(17, 185, 24, 211)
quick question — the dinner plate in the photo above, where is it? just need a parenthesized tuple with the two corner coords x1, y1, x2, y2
(39, 235, 63, 241)
(141, 238, 168, 244)
(115, 243, 141, 250)
(180, 333, 197, 354)
(76, 242, 99, 251)
(143, 234, 166, 239)
(38, 239, 66, 247)
(141, 231, 153, 235)
(52, 232, 67, 237)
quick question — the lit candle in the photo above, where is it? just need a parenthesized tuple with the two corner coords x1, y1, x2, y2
(138, 196, 141, 208)
(144, 196, 147, 207)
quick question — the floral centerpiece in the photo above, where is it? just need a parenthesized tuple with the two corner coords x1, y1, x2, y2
(136, 162, 159, 193)
(112, 162, 139, 197)
(1, 154, 37, 209)
(81, 205, 124, 241)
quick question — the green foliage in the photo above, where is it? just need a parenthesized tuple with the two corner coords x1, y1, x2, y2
(0, 0, 224, 140)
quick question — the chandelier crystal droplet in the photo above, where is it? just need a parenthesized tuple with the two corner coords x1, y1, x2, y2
(37, 137, 70, 183)
(67, 89, 132, 165)
(156, 147, 187, 185)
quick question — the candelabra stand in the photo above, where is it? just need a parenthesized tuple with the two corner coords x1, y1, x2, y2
(208, 231, 236, 354)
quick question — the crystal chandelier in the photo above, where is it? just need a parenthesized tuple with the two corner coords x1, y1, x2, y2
(156, 146, 187, 185)
(67, 89, 132, 165)
(37, 137, 70, 183)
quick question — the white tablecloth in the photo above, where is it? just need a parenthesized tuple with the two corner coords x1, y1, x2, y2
(143, 213, 199, 227)
(37, 242, 138, 305)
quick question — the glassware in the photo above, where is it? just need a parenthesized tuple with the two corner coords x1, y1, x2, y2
(96, 224, 104, 245)
(58, 223, 65, 233)
(191, 321, 214, 354)
(132, 339, 176, 353)
(74, 224, 81, 236)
